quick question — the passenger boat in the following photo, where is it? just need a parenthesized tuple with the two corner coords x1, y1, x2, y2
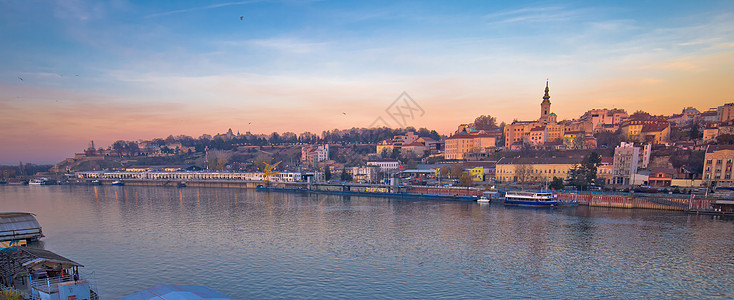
(28, 178, 48, 185)
(111, 180, 124, 186)
(477, 196, 490, 203)
(503, 191, 571, 207)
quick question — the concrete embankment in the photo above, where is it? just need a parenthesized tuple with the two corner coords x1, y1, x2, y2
(85, 179, 703, 211)
(558, 193, 690, 211)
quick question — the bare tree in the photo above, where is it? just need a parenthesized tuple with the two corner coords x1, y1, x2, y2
(514, 164, 534, 189)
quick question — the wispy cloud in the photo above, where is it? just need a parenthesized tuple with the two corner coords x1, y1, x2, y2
(483, 6, 582, 25)
(146, 0, 264, 18)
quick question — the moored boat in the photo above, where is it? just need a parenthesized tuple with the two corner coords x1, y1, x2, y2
(503, 191, 576, 207)
(28, 178, 49, 185)
(111, 180, 124, 186)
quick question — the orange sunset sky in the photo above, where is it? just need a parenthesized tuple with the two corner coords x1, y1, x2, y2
(1, 1, 733, 164)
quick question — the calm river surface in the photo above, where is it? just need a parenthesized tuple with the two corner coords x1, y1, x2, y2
(1, 185, 733, 299)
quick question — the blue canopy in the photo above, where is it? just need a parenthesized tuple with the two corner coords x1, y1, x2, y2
(119, 285, 234, 300)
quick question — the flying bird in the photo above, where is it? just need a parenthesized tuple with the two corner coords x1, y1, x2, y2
(17, 76, 23, 81)
(342, 112, 346, 115)
(240, 16, 243, 20)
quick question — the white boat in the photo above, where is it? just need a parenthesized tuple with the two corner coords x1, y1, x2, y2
(111, 180, 124, 186)
(477, 196, 490, 203)
(503, 191, 577, 207)
(28, 178, 48, 185)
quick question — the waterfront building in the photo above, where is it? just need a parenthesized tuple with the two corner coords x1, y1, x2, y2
(703, 145, 734, 187)
(350, 166, 380, 183)
(596, 156, 614, 185)
(612, 142, 640, 185)
(76, 171, 303, 182)
(445, 131, 497, 160)
(648, 168, 675, 187)
(495, 156, 583, 183)
(367, 159, 401, 173)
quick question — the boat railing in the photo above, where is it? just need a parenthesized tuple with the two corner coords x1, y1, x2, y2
(30, 274, 73, 294)
(29, 274, 98, 299)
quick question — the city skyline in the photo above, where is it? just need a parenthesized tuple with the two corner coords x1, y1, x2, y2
(1, 0, 733, 164)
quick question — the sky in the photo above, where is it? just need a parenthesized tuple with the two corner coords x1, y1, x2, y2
(1, 0, 733, 164)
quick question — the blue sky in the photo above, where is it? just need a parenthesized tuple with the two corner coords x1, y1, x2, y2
(1, 0, 733, 164)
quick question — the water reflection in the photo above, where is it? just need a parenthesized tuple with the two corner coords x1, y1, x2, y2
(0, 185, 732, 299)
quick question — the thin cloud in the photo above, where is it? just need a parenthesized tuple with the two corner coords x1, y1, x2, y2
(146, 0, 264, 18)
(483, 6, 582, 25)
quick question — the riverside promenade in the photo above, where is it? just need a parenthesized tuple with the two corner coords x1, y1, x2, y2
(73, 177, 723, 212)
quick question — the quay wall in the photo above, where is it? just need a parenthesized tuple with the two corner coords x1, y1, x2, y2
(84, 178, 710, 211)
(558, 193, 692, 211)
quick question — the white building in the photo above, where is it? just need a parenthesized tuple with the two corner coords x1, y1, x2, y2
(367, 160, 400, 173)
(612, 142, 640, 185)
(350, 166, 380, 183)
(301, 144, 329, 167)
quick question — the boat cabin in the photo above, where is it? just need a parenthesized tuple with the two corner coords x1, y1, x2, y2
(711, 200, 734, 213)
(0, 246, 98, 299)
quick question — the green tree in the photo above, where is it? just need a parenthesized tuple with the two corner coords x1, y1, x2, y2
(324, 167, 332, 181)
(630, 110, 651, 120)
(550, 176, 565, 190)
(567, 151, 602, 190)
(689, 123, 703, 140)
(717, 134, 734, 145)
(473, 115, 498, 130)
(340, 168, 352, 182)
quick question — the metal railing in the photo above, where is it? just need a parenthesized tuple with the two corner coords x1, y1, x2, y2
(29, 274, 98, 299)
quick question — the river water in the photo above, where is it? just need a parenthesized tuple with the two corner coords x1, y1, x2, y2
(1, 185, 733, 299)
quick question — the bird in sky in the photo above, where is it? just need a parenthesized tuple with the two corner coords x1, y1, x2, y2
(17, 76, 23, 81)
(240, 16, 243, 20)
(342, 112, 346, 115)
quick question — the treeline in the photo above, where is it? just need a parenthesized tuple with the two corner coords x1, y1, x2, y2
(0, 163, 54, 177)
(111, 127, 442, 153)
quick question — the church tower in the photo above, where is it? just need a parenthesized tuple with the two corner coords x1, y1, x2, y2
(540, 79, 551, 123)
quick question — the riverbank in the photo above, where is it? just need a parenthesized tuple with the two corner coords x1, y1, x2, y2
(61, 178, 722, 212)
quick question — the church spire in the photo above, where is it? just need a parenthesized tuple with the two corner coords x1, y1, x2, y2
(542, 78, 550, 104)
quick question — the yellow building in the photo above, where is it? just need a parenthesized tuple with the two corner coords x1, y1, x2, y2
(495, 156, 583, 183)
(445, 132, 497, 160)
(620, 120, 670, 144)
(703, 145, 734, 187)
(466, 166, 484, 181)
(376, 140, 395, 156)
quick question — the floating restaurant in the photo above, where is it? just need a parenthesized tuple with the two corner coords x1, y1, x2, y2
(0, 212, 43, 248)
